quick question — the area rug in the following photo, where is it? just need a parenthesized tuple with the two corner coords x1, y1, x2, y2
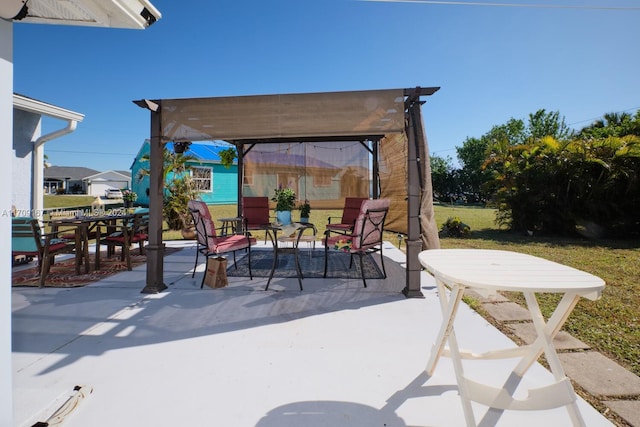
(226, 249, 384, 279)
(11, 247, 181, 288)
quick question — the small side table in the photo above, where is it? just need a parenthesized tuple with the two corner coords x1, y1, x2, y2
(419, 249, 605, 427)
(217, 216, 242, 236)
(265, 223, 317, 291)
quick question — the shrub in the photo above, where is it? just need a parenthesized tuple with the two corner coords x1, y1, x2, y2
(440, 216, 471, 237)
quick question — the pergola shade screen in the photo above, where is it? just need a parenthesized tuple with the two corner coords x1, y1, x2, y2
(243, 141, 370, 210)
(159, 89, 405, 142)
(137, 87, 440, 297)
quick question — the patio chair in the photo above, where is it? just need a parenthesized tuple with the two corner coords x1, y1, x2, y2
(100, 211, 149, 271)
(242, 196, 272, 243)
(188, 200, 256, 288)
(11, 216, 77, 287)
(323, 199, 390, 288)
(325, 197, 368, 238)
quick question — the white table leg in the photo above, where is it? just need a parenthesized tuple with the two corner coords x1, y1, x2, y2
(522, 292, 586, 427)
(426, 279, 466, 375)
(427, 283, 587, 427)
(426, 279, 477, 426)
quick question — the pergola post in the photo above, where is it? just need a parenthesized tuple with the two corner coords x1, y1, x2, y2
(403, 99, 424, 298)
(236, 142, 244, 218)
(141, 103, 167, 294)
(403, 91, 440, 297)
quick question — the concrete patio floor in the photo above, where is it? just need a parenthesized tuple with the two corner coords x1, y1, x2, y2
(12, 241, 614, 427)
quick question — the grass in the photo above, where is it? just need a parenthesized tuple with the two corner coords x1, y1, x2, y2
(44, 195, 96, 209)
(43, 196, 640, 376)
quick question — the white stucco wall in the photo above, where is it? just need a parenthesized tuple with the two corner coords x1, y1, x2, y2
(12, 108, 41, 214)
(1, 18, 14, 427)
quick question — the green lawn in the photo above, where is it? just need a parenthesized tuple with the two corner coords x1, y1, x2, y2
(43, 196, 640, 376)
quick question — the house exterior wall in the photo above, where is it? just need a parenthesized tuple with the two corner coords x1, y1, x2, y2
(1, 19, 14, 426)
(194, 162, 237, 205)
(131, 141, 151, 205)
(130, 143, 238, 206)
(12, 108, 40, 213)
(86, 171, 131, 197)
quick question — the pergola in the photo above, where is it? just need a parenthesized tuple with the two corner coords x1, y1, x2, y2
(134, 86, 440, 297)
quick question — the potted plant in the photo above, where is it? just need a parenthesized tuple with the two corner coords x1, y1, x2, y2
(299, 200, 311, 223)
(272, 186, 296, 225)
(122, 189, 137, 208)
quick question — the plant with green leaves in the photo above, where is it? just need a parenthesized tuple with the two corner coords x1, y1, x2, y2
(272, 186, 296, 212)
(484, 134, 640, 236)
(440, 216, 471, 237)
(137, 145, 200, 230)
(122, 189, 137, 202)
(299, 200, 311, 218)
(218, 146, 237, 168)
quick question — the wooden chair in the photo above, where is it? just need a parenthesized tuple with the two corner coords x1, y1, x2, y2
(188, 200, 256, 288)
(325, 197, 368, 237)
(323, 199, 390, 288)
(100, 211, 149, 271)
(11, 217, 77, 287)
(242, 196, 271, 242)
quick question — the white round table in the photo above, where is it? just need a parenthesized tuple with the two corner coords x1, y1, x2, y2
(419, 249, 605, 427)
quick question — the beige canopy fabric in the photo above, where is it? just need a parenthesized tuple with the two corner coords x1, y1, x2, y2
(379, 132, 409, 233)
(137, 87, 440, 297)
(159, 89, 406, 142)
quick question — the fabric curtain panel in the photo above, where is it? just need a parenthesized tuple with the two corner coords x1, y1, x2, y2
(242, 141, 370, 210)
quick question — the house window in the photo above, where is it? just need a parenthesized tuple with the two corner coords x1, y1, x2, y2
(244, 169, 254, 186)
(314, 175, 331, 187)
(191, 167, 212, 192)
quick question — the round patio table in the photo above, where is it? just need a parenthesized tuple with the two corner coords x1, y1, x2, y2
(419, 249, 605, 427)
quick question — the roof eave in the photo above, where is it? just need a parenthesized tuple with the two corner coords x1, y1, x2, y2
(13, 94, 84, 122)
(11, 0, 161, 30)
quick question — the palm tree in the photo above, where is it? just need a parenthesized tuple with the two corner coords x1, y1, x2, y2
(137, 145, 200, 230)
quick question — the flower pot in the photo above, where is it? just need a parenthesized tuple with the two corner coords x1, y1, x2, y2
(300, 217, 309, 223)
(124, 200, 133, 208)
(276, 210, 292, 225)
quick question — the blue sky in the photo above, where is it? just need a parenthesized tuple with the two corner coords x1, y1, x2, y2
(13, 0, 640, 171)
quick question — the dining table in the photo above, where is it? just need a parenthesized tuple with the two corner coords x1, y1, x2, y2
(50, 210, 134, 273)
(418, 249, 605, 427)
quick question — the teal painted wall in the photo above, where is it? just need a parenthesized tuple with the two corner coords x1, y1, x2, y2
(194, 162, 238, 205)
(130, 142, 238, 206)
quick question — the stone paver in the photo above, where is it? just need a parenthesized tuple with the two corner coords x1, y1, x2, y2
(558, 351, 640, 397)
(602, 400, 640, 427)
(481, 301, 531, 321)
(507, 323, 591, 350)
(464, 288, 509, 303)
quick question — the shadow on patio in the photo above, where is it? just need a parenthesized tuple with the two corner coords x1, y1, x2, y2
(12, 241, 612, 427)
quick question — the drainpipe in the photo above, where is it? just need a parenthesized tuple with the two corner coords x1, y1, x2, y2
(32, 119, 79, 216)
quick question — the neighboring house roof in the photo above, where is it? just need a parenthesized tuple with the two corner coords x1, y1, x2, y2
(44, 166, 100, 181)
(180, 142, 230, 163)
(131, 140, 233, 169)
(84, 170, 132, 181)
